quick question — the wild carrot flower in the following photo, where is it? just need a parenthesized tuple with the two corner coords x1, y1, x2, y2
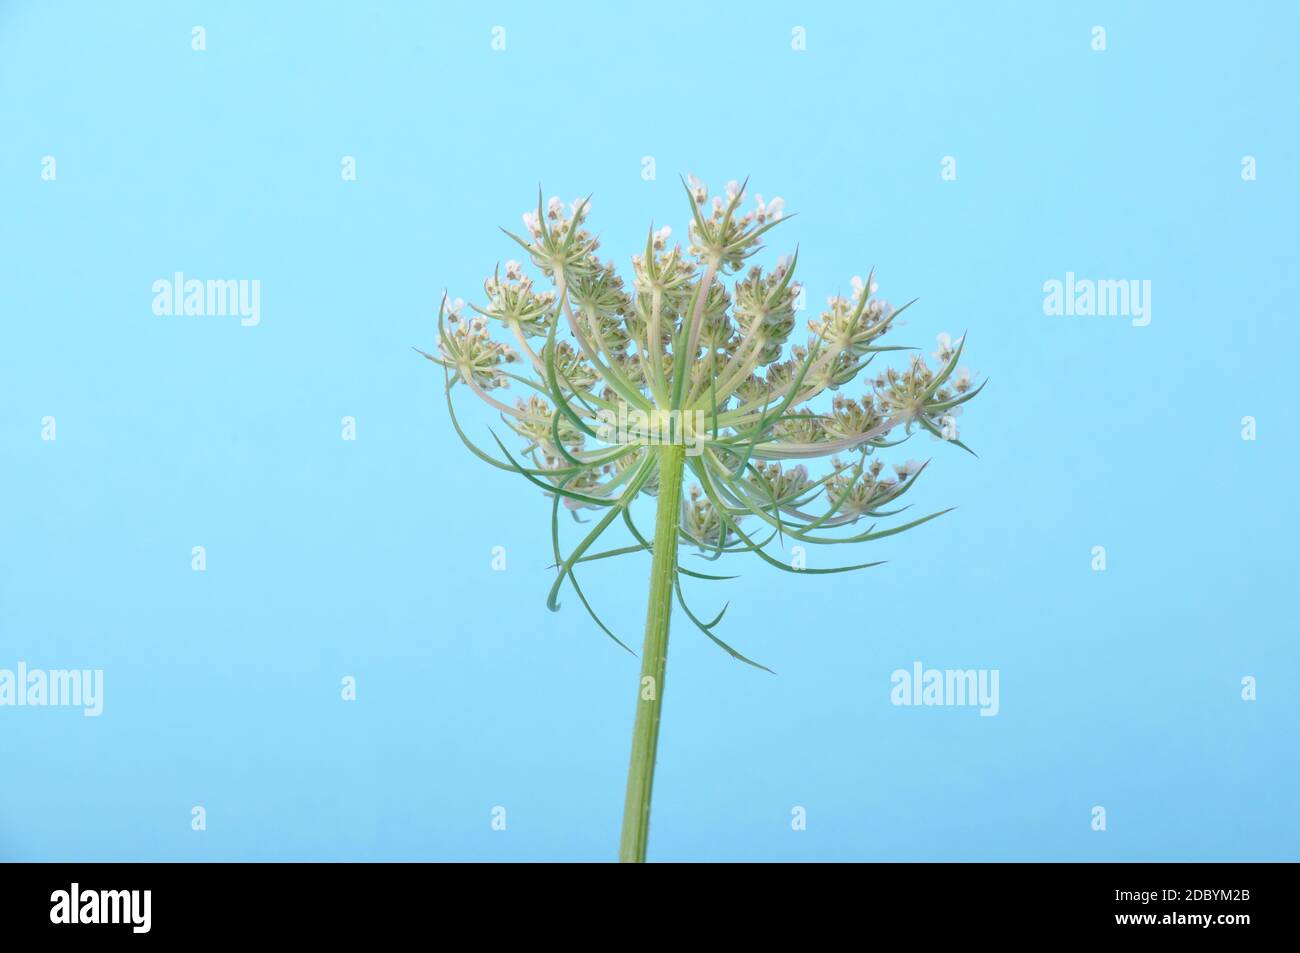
(420, 177, 985, 862)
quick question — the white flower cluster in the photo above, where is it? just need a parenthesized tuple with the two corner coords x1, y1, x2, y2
(423, 175, 983, 557)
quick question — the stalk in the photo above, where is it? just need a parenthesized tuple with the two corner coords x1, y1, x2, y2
(618, 443, 686, 862)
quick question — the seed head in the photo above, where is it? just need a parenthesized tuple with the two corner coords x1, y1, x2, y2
(422, 176, 985, 662)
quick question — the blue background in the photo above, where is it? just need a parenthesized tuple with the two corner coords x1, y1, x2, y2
(2, 1, 1296, 861)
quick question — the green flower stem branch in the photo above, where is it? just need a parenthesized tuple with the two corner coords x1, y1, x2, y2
(422, 177, 985, 861)
(619, 443, 686, 863)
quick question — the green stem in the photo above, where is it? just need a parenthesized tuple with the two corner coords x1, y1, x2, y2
(618, 443, 686, 863)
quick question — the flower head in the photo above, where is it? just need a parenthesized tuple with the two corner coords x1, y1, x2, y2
(422, 177, 984, 661)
